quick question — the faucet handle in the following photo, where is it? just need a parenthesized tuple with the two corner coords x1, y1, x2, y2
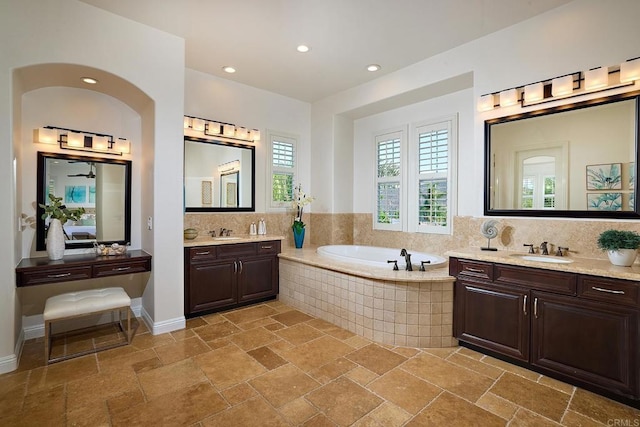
(209, 230, 216, 237)
(226, 229, 233, 236)
(387, 260, 399, 271)
(419, 260, 431, 271)
(556, 246, 569, 257)
(523, 243, 534, 254)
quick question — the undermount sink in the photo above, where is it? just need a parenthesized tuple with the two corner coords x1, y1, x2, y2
(213, 236, 241, 241)
(510, 254, 573, 264)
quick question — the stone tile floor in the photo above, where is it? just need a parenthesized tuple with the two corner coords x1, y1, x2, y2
(1, 300, 639, 426)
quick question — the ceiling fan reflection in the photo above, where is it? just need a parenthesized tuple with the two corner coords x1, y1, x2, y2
(67, 162, 95, 179)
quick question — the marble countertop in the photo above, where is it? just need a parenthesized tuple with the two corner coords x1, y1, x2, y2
(446, 247, 640, 281)
(183, 235, 285, 247)
(279, 246, 454, 283)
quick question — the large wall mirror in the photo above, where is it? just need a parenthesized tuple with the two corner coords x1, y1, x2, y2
(184, 136, 255, 212)
(485, 91, 640, 218)
(36, 152, 132, 250)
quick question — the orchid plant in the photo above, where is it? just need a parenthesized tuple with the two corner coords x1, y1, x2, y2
(292, 184, 314, 232)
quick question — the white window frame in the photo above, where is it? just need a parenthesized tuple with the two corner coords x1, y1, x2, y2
(373, 127, 407, 232)
(267, 130, 298, 210)
(408, 116, 457, 235)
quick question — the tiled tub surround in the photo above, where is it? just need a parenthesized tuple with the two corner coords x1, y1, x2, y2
(185, 212, 640, 261)
(279, 248, 456, 348)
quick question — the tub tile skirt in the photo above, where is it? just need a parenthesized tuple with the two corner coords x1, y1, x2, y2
(279, 259, 457, 347)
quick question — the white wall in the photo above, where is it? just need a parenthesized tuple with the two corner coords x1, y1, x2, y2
(184, 68, 312, 213)
(312, 0, 640, 219)
(0, 0, 185, 372)
(21, 87, 142, 257)
(353, 89, 473, 216)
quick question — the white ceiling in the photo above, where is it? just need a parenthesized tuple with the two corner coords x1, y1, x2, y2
(80, 0, 572, 103)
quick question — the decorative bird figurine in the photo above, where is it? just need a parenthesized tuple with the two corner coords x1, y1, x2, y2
(480, 219, 499, 251)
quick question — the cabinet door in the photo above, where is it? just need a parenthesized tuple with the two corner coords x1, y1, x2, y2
(531, 291, 638, 398)
(454, 279, 529, 361)
(188, 260, 237, 313)
(237, 255, 278, 303)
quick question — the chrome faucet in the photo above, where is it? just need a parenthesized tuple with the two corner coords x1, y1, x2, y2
(400, 249, 413, 271)
(540, 241, 549, 255)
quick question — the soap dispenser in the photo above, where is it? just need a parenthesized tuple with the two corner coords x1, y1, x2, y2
(250, 222, 257, 235)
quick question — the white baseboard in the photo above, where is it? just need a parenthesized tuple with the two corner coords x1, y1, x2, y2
(0, 329, 24, 374)
(140, 305, 185, 335)
(22, 297, 143, 340)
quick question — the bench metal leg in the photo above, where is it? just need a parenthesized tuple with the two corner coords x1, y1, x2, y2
(45, 305, 137, 365)
(44, 320, 52, 365)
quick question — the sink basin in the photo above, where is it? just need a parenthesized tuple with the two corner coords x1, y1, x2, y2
(510, 254, 573, 264)
(213, 236, 241, 241)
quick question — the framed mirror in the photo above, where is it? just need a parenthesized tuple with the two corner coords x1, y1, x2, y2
(184, 137, 255, 212)
(485, 91, 640, 218)
(36, 152, 132, 250)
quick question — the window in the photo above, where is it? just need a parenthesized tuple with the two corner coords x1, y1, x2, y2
(269, 132, 297, 209)
(413, 121, 454, 233)
(373, 116, 457, 234)
(375, 130, 404, 231)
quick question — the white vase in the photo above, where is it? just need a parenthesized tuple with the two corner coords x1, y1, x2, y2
(46, 219, 66, 260)
(606, 249, 638, 267)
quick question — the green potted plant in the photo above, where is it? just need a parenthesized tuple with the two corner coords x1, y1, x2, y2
(597, 229, 640, 266)
(39, 193, 85, 260)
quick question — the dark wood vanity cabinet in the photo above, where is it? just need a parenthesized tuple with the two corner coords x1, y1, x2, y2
(184, 241, 280, 316)
(451, 257, 640, 405)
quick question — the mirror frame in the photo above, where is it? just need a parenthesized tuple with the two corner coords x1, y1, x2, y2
(36, 151, 132, 251)
(484, 91, 640, 219)
(184, 136, 256, 212)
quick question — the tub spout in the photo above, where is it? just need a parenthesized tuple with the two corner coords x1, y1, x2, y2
(400, 249, 413, 271)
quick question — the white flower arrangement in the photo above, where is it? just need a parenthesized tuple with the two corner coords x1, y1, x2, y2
(292, 184, 314, 232)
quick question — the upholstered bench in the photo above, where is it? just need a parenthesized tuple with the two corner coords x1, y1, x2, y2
(43, 287, 136, 364)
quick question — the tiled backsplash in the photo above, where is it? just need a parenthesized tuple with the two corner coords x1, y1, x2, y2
(185, 212, 640, 261)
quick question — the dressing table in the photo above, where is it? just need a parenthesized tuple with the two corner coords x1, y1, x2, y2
(16, 250, 151, 287)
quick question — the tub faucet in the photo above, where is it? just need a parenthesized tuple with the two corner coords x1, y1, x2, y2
(400, 249, 413, 271)
(540, 241, 549, 255)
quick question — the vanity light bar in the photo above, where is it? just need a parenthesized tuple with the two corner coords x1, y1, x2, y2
(477, 56, 640, 112)
(183, 115, 260, 144)
(34, 126, 130, 155)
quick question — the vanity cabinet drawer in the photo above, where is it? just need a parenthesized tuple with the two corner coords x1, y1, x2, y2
(578, 276, 639, 307)
(457, 259, 493, 280)
(495, 264, 576, 295)
(257, 241, 281, 255)
(18, 266, 92, 286)
(217, 243, 256, 259)
(93, 260, 151, 278)
(188, 247, 217, 263)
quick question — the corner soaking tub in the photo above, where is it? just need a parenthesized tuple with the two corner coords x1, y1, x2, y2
(316, 244, 446, 269)
(278, 245, 455, 348)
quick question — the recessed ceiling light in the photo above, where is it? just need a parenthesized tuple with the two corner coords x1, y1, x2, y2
(366, 64, 381, 72)
(82, 77, 98, 84)
(222, 66, 236, 74)
(296, 45, 310, 53)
